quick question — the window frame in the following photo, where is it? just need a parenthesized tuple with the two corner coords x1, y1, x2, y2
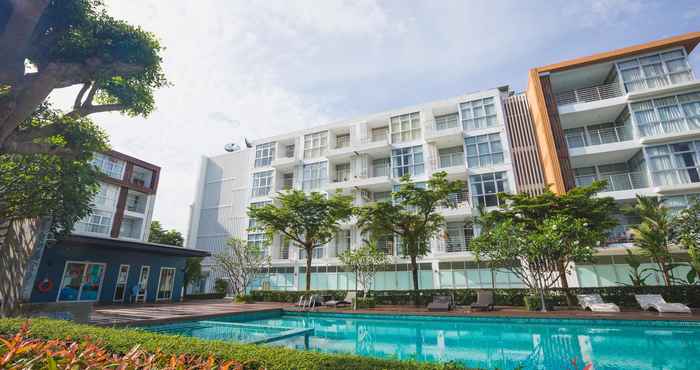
(470, 171, 509, 207)
(251, 170, 274, 197)
(391, 145, 424, 178)
(254, 142, 275, 167)
(465, 133, 504, 168)
(390, 112, 421, 143)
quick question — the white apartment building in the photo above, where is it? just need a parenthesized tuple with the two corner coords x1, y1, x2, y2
(188, 32, 700, 292)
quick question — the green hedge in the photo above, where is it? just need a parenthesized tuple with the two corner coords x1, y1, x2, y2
(0, 318, 469, 370)
(250, 286, 700, 308)
(184, 293, 226, 300)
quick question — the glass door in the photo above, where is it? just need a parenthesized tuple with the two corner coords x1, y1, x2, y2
(58, 262, 106, 302)
(157, 267, 176, 300)
(113, 264, 130, 302)
(136, 265, 150, 302)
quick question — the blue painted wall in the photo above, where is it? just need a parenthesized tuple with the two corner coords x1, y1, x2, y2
(29, 241, 187, 304)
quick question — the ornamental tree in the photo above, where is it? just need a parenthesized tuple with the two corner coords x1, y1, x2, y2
(247, 190, 354, 292)
(670, 198, 700, 284)
(355, 171, 463, 303)
(338, 241, 388, 302)
(213, 238, 270, 297)
(0, 0, 167, 156)
(627, 196, 676, 286)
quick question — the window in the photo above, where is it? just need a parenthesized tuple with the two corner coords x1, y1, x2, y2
(461, 97, 498, 130)
(438, 146, 464, 168)
(91, 153, 125, 179)
(470, 172, 509, 207)
(131, 166, 153, 188)
(247, 232, 268, 255)
(336, 229, 351, 255)
(373, 191, 392, 203)
(284, 144, 295, 158)
(391, 146, 424, 177)
(302, 162, 327, 190)
(120, 216, 144, 239)
(647, 141, 700, 186)
(92, 183, 119, 211)
(304, 131, 328, 159)
(282, 173, 294, 190)
(465, 133, 504, 168)
(125, 190, 148, 214)
(377, 235, 393, 255)
(299, 246, 324, 260)
(335, 163, 351, 182)
(58, 262, 106, 302)
(136, 266, 150, 303)
(390, 112, 421, 143)
(371, 126, 388, 142)
(156, 267, 176, 300)
(280, 240, 291, 260)
(435, 113, 460, 130)
(663, 194, 700, 215)
(445, 222, 473, 252)
(372, 158, 390, 177)
(248, 201, 271, 230)
(74, 210, 113, 235)
(632, 92, 700, 138)
(617, 50, 693, 92)
(255, 142, 275, 167)
(251, 170, 273, 197)
(335, 134, 350, 148)
(113, 264, 130, 302)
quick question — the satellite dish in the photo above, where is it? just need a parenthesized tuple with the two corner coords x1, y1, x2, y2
(224, 143, 241, 152)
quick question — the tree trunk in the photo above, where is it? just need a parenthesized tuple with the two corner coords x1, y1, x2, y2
(0, 218, 42, 317)
(305, 245, 312, 292)
(557, 259, 573, 307)
(656, 258, 671, 287)
(410, 254, 419, 307)
(0, 0, 50, 83)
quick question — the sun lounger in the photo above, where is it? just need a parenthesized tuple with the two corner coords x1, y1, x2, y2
(324, 291, 356, 307)
(635, 294, 691, 314)
(470, 290, 495, 312)
(577, 294, 620, 312)
(427, 295, 453, 312)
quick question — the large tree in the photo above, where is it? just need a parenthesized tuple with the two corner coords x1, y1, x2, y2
(0, 0, 166, 156)
(486, 181, 617, 305)
(338, 241, 388, 304)
(355, 172, 463, 303)
(147, 220, 184, 247)
(247, 190, 354, 292)
(669, 198, 700, 284)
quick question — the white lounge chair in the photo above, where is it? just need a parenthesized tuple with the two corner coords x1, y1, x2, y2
(577, 294, 620, 313)
(635, 294, 691, 314)
(324, 291, 356, 307)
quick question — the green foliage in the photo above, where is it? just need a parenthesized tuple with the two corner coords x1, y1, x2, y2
(31, 0, 168, 117)
(619, 250, 653, 287)
(147, 220, 184, 246)
(248, 190, 354, 292)
(355, 172, 463, 294)
(352, 297, 377, 309)
(213, 279, 229, 295)
(671, 199, 700, 284)
(523, 295, 555, 311)
(0, 318, 470, 370)
(627, 196, 676, 286)
(338, 242, 388, 298)
(0, 106, 108, 236)
(234, 294, 255, 304)
(184, 257, 204, 291)
(214, 238, 270, 296)
(184, 293, 226, 300)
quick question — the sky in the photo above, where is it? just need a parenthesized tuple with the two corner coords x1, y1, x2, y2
(49, 0, 700, 235)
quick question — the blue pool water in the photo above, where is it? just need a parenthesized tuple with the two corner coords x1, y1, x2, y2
(144, 311, 700, 370)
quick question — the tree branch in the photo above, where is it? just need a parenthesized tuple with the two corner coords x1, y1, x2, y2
(73, 82, 91, 110)
(2, 139, 75, 157)
(0, 0, 50, 84)
(67, 103, 125, 118)
(83, 82, 100, 107)
(11, 124, 61, 143)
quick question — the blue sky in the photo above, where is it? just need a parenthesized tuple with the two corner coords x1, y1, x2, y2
(50, 0, 700, 234)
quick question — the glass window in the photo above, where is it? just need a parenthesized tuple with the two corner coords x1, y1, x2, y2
(74, 209, 113, 235)
(646, 141, 700, 186)
(336, 229, 351, 255)
(465, 133, 504, 168)
(125, 190, 148, 214)
(248, 200, 272, 229)
(254, 142, 275, 167)
(157, 267, 176, 300)
(617, 49, 693, 92)
(438, 146, 464, 168)
(564, 127, 587, 148)
(247, 232, 268, 255)
(304, 131, 328, 159)
(113, 264, 130, 302)
(435, 113, 460, 130)
(119, 216, 144, 239)
(251, 170, 273, 197)
(445, 222, 472, 252)
(461, 97, 498, 130)
(335, 134, 350, 148)
(391, 146, 424, 178)
(131, 166, 153, 188)
(58, 262, 106, 302)
(302, 162, 328, 191)
(92, 183, 120, 211)
(372, 158, 390, 177)
(91, 153, 125, 179)
(390, 112, 421, 143)
(335, 163, 351, 182)
(371, 127, 389, 142)
(470, 172, 509, 207)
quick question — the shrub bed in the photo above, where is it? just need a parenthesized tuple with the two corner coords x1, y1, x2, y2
(184, 292, 226, 300)
(250, 286, 700, 308)
(0, 318, 469, 370)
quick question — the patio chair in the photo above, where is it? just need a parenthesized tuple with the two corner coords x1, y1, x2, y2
(427, 295, 454, 312)
(324, 291, 356, 307)
(635, 294, 691, 314)
(577, 294, 620, 313)
(469, 290, 495, 312)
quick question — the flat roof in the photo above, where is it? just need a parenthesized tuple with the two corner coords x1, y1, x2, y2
(58, 234, 210, 257)
(536, 31, 700, 74)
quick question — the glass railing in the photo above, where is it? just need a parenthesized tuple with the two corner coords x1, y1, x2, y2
(565, 124, 633, 149)
(555, 82, 625, 106)
(576, 172, 647, 191)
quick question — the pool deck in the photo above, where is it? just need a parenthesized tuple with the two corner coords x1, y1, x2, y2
(291, 305, 700, 321)
(89, 300, 289, 326)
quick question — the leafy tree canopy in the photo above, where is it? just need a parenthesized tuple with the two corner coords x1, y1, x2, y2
(147, 221, 184, 247)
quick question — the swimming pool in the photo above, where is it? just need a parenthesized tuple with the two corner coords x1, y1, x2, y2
(144, 310, 700, 369)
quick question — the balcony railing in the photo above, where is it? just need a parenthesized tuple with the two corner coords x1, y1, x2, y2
(576, 172, 647, 192)
(565, 125, 632, 149)
(433, 152, 465, 169)
(555, 82, 624, 106)
(436, 233, 472, 253)
(359, 134, 389, 144)
(440, 189, 470, 209)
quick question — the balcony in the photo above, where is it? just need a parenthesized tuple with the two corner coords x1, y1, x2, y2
(326, 142, 355, 160)
(556, 82, 624, 107)
(604, 224, 635, 247)
(565, 124, 632, 149)
(431, 153, 467, 177)
(326, 174, 393, 192)
(271, 155, 299, 171)
(575, 171, 648, 193)
(355, 135, 391, 156)
(437, 188, 471, 220)
(423, 120, 464, 146)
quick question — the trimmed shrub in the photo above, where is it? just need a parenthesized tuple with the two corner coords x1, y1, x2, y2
(523, 295, 555, 311)
(0, 318, 469, 370)
(353, 297, 377, 309)
(234, 294, 255, 304)
(184, 293, 226, 300)
(249, 286, 700, 308)
(214, 279, 229, 295)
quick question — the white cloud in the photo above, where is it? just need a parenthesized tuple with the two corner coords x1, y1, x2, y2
(47, 0, 700, 235)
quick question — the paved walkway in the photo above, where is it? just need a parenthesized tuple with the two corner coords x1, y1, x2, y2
(89, 300, 289, 326)
(303, 304, 700, 321)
